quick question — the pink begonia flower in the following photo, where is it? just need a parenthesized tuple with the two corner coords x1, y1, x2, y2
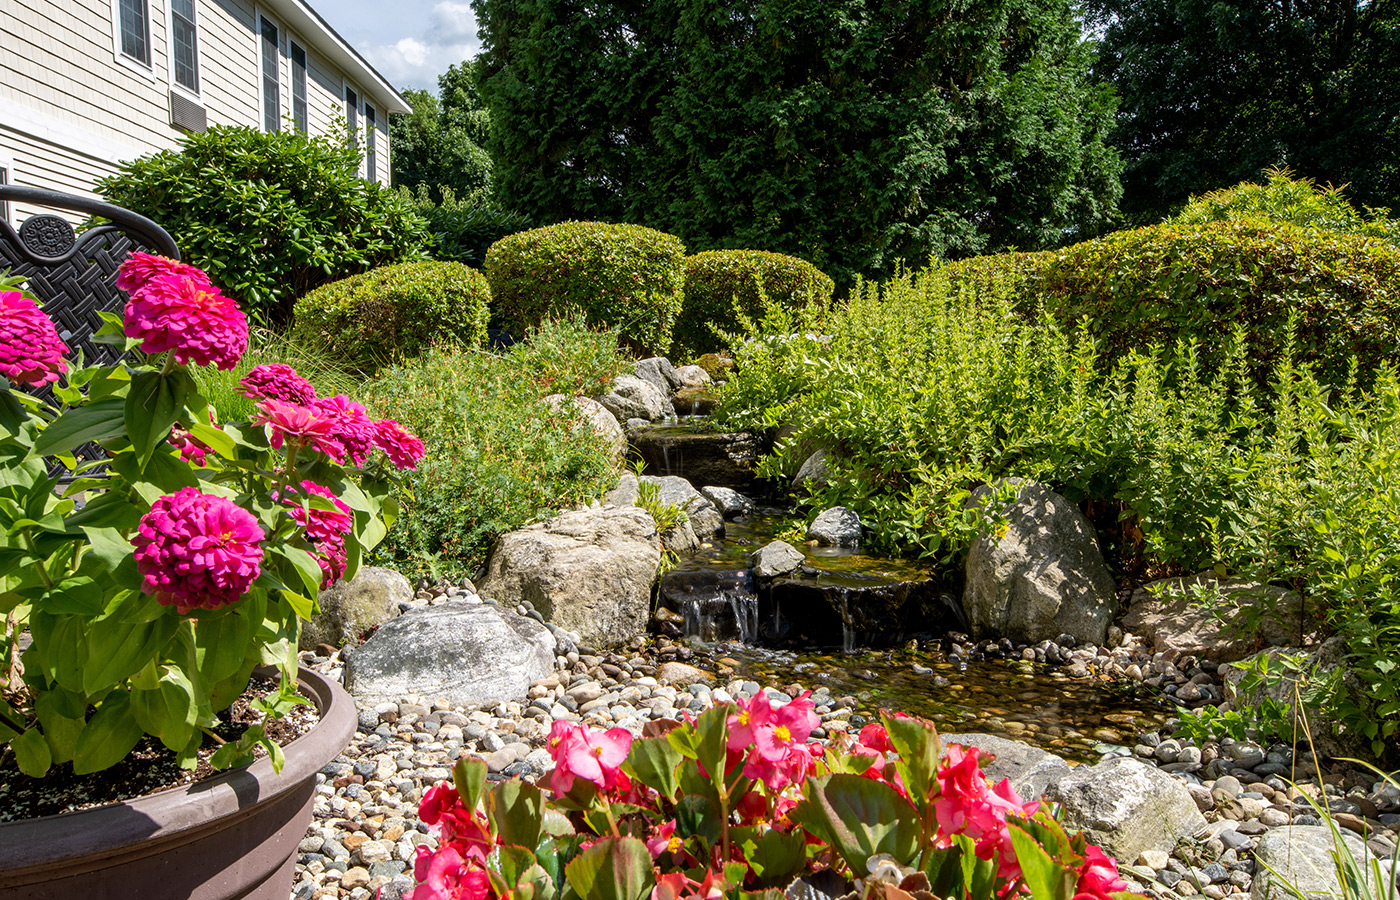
(407, 845, 492, 900)
(645, 820, 684, 860)
(1074, 845, 1130, 900)
(312, 395, 376, 467)
(546, 721, 632, 794)
(276, 480, 353, 586)
(0, 290, 68, 387)
(419, 782, 458, 827)
(253, 398, 344, 462)
(123, 272, 248, 369)
(727, 689, 774, 751)
(239, 363, 317, 405)
(132, 488, 264, 614)
(115, 251, 211, 295)
(373, 418, 427, 469)
(933, 744, 1039, 880)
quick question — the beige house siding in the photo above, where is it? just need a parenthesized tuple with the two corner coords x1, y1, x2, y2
(0, 0, 400, 225)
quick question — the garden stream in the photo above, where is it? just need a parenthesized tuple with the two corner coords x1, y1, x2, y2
(639, 422, 1173, 764)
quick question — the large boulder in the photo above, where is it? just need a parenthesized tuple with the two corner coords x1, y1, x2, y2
(942, 733, 1071, 801)
(793, 449, 830, 491)
(1122, 573, 1315, 662)
(300, 566, 410, 649)
(962, 479, 1116, 646)
(1252, 826, 1389, 900)
(598, 374, 673, 422)
(543, 394, 626, 459)
(700, 486, 754, 519)
(1222, 637, 1368, 759)
(606, 473, 724, 540)
(751, 541, 805, 579)
(1043, 756, 1206, 863)
(808, 507, 861, 548)
(478, 506, 661, 647)
(342, 601, 556, 709)
(634, 357, 682, 396)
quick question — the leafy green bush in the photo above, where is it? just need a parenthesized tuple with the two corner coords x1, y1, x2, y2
(943, 219, 1400, 386)
(1171, 168, 1400, 245)
(672, 250, 834, 358)
(291, 260, 490, 373)
(97, 126, 430, 324)
(405, 184, 533, 269)
(189, 327, 360, 422)
(364, 320, 627, 579)
(484, 221, 685, 354)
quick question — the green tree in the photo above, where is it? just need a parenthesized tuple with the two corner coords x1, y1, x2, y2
(473, 0, 1122, 286)
(1086, 0, 1400, 223)
(390, 60, 494, 198)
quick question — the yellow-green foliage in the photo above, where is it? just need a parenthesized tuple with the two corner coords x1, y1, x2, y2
(292, 260, 490, 372)
(673, 250, 834, 357)
(944, 218, 1400, 384)
(484, 221, 685, 354)
(1170, 168, 1400, 244)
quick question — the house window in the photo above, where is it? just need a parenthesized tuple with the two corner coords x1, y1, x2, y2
(290, 42, 308, 134)
(118, 0, 151, 65)
(0, 163, 10, 225)
(171, 0, 199, 92)
(364, 104, 377, 181)
(345, 87, 359, 147)
(260, 16, 280, 132)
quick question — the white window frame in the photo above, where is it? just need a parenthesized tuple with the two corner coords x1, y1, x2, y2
(343, 81, 360, 155)
(0, 153, 15, 226)
(256, 9, 285, 133)
(289, 39, 309, 135)
(364, 102, 377, 183)
(110, 0, 160, 81)
(166, 0, 202, 99)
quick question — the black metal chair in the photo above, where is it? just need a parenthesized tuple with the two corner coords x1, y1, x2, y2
(1, 185, 182, 475)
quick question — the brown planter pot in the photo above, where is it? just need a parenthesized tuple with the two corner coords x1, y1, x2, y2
(0, 667, 355, 900)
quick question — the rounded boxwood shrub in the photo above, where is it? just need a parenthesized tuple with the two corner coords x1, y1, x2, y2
(483, 221, 685, 354)
(674, 250, 835, 357)
(292, 260, 490, 372)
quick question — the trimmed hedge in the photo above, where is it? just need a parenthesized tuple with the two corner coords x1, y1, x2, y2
(484, 221, 685, 354)
(292, 261, 490, 372)
(944, 220, 1400, 384)
(674, 250, 835, 357)
(405, 185, 534, 269)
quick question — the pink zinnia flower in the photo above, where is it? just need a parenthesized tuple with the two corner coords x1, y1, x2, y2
(123, 273, 248, 369)
(277, 480, 353, 586)
(372, 418, 426, 469)
(115, 252, 212, 295)
(253, 398, 344, 462)
(312, 395, 376, 467)
(239, 363, 317, 405)
(132, 488, 264, 614)
(0, 290, 68, 387)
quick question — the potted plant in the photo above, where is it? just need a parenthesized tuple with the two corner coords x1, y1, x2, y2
(0, 256, 424, 899)
(403, 694, 1145, 900)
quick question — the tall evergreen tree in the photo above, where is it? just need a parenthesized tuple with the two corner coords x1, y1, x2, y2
(473, 0, 1121, 284)
(1086, 0, 1400, 223)
(391, 60, 494, 198)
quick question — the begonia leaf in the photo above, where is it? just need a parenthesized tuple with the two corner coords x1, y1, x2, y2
(564, 837, 653, 900)
(788, 774, 921, 871)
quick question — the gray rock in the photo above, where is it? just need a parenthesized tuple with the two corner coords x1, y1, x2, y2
(943, 733, 1071, 800)
(343, 602, 556, 709)
(699, 486, 754, 519)
(671, 365, 712, 390)
(1122, 573, 1315, 663)
(606, 473, 724, 540)
(656, 661, 712, 686)
(793, 449, 830, 491)
(634, 357, 682, 396)
(543, 395, 626, 459)
(478, 506, 662, 646)
(751, 541, 805, 579)
(962, 479, 1117, 646)
(1222, 638, 1368, 760)
(807, 507, 861, 549)
(598, 374, 673, 422)
(1044, 756, 1208, 863)
(1252, 826, 1390, 900)
(302, 567, 411, 649)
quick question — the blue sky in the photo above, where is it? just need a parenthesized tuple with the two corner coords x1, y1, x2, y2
(318, 1, 483, 93)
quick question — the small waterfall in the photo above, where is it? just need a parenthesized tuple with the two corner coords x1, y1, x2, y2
(841, 621, 857, 654)
(729, 592, 758, 643)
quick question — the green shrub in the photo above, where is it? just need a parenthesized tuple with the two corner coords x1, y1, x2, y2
(189, 327, 360, 422)
(943, 219, 1400, 386)
(484, 221, 685, 354)
(97, 125, 430, 324)
(405, 184, 533, 268)
(1170, 168, 1400, 245)
(364, 321, 627, 579)
(291, 260, 490, 373)
(672, 250, 834, 358)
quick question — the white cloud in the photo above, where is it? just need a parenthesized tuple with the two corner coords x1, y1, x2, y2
(356, 2, 481, 92)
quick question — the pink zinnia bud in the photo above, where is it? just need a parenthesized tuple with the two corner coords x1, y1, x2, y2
(123, 272, 248, 370)
(239, 363, 317, 405)
(276, 480, 353, 587)
(372, 419, 426, 469)
(312, 395, 376, 467)
(132, 488, 264, 614)
(253, 398, 344, 462)
(115, 252, 212, 295)
(0, 290, 69, 387)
